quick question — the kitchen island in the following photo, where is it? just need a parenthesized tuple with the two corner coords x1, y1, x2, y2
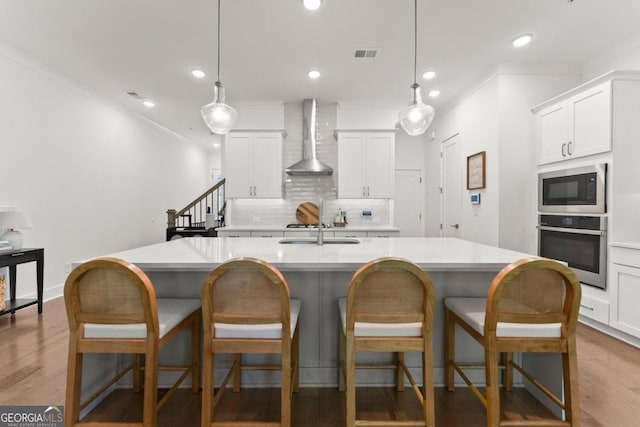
(76, 237, 562, 416)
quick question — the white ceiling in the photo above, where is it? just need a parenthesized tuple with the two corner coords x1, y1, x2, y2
(1, 0, 640, 147)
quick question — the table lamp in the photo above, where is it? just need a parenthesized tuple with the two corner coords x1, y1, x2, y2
(0, 210, 32, 250)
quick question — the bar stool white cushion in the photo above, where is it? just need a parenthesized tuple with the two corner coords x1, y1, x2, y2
(338, 297, 422, 337)
(214, 299, 301, 339)
(84, 298, 201, 339)
(444, 297, 561, 338)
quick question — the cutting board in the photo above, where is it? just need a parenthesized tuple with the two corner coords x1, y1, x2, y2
(296, 202, 319, 224)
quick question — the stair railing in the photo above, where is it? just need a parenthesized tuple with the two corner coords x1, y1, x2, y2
(166, 178, 225, 229)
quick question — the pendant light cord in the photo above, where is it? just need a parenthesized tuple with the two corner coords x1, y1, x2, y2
(217, 0, 221, 82)
(413, 0, 417, 85)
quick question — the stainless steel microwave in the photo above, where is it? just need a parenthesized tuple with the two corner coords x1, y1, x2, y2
(538, 164, 606, 213)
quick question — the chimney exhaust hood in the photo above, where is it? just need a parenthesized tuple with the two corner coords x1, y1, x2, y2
(285, 99, 333, 176)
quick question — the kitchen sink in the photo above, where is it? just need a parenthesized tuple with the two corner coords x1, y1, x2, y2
(278, 238, 360, 245)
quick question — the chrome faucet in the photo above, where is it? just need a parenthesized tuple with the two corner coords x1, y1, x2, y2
(317, 199, 324, 246)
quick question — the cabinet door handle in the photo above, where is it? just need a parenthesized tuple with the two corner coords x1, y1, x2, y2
(561, 143, 567, 157)
(362, 187, 366, 196)
(567, 141, 572, 155)
(367, 186, 370, 196)
(580, 304, 594, 311)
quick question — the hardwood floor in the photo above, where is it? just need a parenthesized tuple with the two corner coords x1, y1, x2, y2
(2, 297, 640, 426)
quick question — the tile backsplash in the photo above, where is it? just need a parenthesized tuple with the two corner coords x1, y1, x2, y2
(227, 198, 390, 227)
(226, 101, 391, 226)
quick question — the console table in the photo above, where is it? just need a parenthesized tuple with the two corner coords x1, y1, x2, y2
(0, 248, 44, 316)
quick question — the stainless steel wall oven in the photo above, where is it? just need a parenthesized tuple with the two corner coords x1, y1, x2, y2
(538, 215, 607, 289)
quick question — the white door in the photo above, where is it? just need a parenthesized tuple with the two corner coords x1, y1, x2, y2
(538, 103, 568, 164)
(442, 134, 462, 238)
(252, 134, 282, 198)
(337, 134, 366, 197)
(223, 134, 252, 198)
(366, 134, 394, 198)
(394, 169, 423, 236)
(570, 81, 612, 158)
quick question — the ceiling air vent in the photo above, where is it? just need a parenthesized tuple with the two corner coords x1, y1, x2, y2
(125, 90, 143, 100)
(354, 48, 378, 59)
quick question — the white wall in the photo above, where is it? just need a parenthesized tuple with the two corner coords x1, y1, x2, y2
(582, 31, 640, 79)
(498, 72, 581, 253)
(425, 65, 581, 250)
(0, 47, 211, 300)
(427, 76, 501, 245)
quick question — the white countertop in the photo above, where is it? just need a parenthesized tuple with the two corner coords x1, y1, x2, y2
(218, 225, 400, 232)
(86, 237, 535, 272)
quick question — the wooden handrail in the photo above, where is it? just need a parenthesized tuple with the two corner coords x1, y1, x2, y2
(176, 178, 225, 218)
(166, 178, 225, 228)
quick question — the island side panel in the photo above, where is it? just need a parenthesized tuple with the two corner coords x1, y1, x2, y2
(95, 268, 524, 389)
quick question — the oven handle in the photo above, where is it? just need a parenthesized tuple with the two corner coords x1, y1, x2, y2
(537, 225, 606, 236)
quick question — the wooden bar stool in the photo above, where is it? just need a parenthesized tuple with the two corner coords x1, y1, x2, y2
(338, 257, 436, 427)
(200, 257, 300, 427)
(64, 257, 201, 427)
(444, 257, 582, 427)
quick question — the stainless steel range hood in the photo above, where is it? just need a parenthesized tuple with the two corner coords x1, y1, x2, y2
(285, 99, 333, 176)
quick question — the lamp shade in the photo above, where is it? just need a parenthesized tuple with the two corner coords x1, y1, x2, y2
(0, 211, 32, 230)
(201, 83, 237, 135)
(0, 210, 32, 250)
(399, 84, 435, 136)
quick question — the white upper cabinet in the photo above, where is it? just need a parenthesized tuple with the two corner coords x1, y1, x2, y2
(337, 131, 395, 198)
(223, 132, 282, 198)
(535, 81, 612, 165)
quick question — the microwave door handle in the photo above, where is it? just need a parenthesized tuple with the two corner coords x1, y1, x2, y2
(537, 225, 606, 236)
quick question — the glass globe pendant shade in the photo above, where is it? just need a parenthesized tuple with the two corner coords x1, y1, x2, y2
(399, 83, 435, 136)
(201, 81, 237, 135)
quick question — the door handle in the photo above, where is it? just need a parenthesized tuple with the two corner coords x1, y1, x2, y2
(561, 143, 567, 157)
(450, 224, 459, 229)
(567, 141, 572, 155)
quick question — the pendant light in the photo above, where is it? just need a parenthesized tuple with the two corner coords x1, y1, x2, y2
(398, 0, 435, 136)
(201, 0, 237, 135)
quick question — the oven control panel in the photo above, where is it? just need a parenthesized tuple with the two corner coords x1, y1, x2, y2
(539, 215, 606, 231)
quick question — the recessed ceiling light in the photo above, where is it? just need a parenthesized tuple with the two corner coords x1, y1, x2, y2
(302, 0, 322, 11)
(143, 99, 156, 108)
(422, 70, 436, 80)
(512, 34, 533, 48)
(428, 90, 440, 98)
(308, 70, 321, 79)
(213, 143, 221, 148)
(190, 68, 206, 79)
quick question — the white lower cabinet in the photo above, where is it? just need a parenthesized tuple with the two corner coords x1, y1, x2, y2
(367, 231, 398, 238)
(333, 231, 367, 238)
(250, 231, 284, 238)
(217, 230, 251, 238)
(578, 293, 610, 325)
(609, 246, 640, 338)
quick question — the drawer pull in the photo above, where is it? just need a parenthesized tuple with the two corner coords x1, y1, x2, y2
(580, 304, 594, 311)
(11, 252, 25, 257)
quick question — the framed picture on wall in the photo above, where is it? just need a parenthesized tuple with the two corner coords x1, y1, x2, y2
(467, 151, 486, 190)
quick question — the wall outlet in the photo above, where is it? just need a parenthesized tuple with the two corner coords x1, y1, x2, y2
(252, 216, 262, 223)
(65, 263, 72, 273)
